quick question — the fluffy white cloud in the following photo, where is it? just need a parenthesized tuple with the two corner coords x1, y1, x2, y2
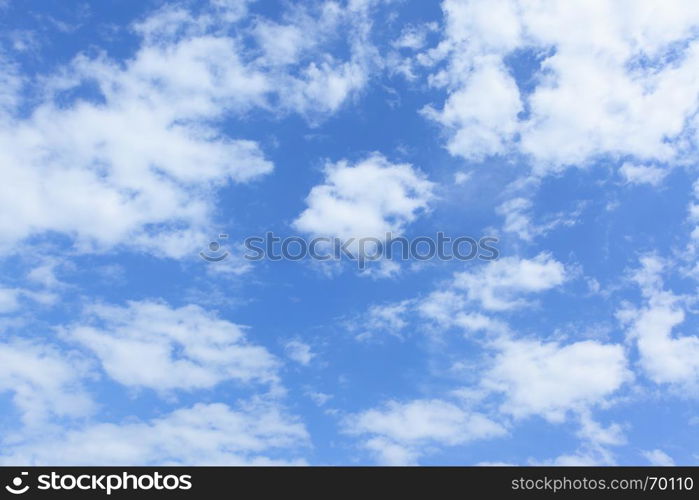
(0, 0, 381, 258)
(576, 412, 626, 448)
(423, 57, 522, 160)
(0, 340, 94, 426)
(344, 399, 505, 464)
(418, 289, 509, 335)
(617, 257, 699, 390)
(485, 338, 631, 422)
(62, 300, 279, 391)
(357, 254, 564, 337)
(293, 154, 434, 240)
(423, 0, 699, 173)
(0, 37, 272, 258)
(1, 401, 308, 465)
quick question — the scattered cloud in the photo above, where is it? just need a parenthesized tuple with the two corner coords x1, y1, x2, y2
(0, 339, 94, 426)
(422, 0, 699, 173)
(293, 154, 434, 242)
(1, 401, 308, 465)
(344, 399, 505, 464)
(485, 338, 631, 422)
(619, 163, 668, 186)
(284, 340, 315, 366)
(62, 301, 280, 391)
(642, 449, 675, 466)
(617, 257, 699, 391)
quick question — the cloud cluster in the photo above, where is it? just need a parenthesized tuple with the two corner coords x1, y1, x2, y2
(0, 0, 381, 258)
(422, 0, 699, 173)
(350, 253, 633, 463)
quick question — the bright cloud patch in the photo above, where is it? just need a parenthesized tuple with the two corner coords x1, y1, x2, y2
(619, 163, 668, 186)
(293, 154, 434, 240)
(485, 339, 631, 422)
(1, 401, 308, 465)
(0, 0, 379, 258)
(447, 253, 566, 312)
(62, 301, 279, 391)
(344, 399, 505, 464)
(618, 257, 699, 390)
(423, 0, 699, 173)
(0, 340, 94, 426)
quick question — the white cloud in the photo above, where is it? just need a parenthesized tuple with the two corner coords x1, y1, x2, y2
(577, 412, 626, 447)
(454, 171, 471, 185)
(0, 0, 381, 258)
(352, 300, 414, 340)
(687, 181, 699, 248)
(539, 449, 615, 466)
(423, 0, 699, 172)
(0, 37, 273, 258)
(392, 23, 438, 51)
(62, 300, 279, 391)
(1, 401, 308, 465)
(0, 340, 94, 426)
(293, 154, 434, 240)
(348, 299, 420, 341)
(422, 56, 522, 160)
(619, 163, 668, 186)
(496, 198, 536, 241)
(450, 253, 566, 311)
(362, 255, 564, 337)
(0, 287, 20, 313)
(306, 391, 333, 407)
(617, 257, 699, 390)
(284, 340, 315, 366)
(485, 338, 631, 422)
(642, 449, 675, 466)
(344, 399, 505, 464)
(366, 301, 411, 332)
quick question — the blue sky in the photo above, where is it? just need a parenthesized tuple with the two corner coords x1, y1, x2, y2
(1, 0, 698, 465)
